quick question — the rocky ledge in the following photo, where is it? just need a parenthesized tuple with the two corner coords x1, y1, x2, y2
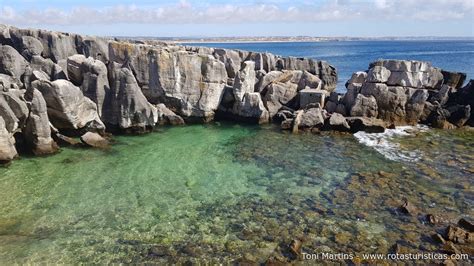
(0, 24, 472, 164)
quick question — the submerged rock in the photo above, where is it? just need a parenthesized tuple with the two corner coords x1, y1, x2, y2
(80, 132, 109, 148)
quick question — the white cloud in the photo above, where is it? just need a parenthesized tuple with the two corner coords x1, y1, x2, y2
(0, 0, 472, 25)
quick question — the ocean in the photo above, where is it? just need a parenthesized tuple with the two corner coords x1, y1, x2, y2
(0, 41, 473, 264)
(189, 40, 474, 92)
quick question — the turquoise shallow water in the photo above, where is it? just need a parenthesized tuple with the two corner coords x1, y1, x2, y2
(0, 123, 473, 263)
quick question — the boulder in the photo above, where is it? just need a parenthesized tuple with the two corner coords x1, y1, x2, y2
(105, 64, 157, 131)
(0, 74, 21, 91)
(446, 104, 471, 127)
(299, 88, 326, 109)
(371, 60, 444, 89)
(350, 94, 378, 118)
(29, 55, 67, 80)
(0, 94, 20, 133)
(298, 107, 325, 129)
(450, 80, 474, 126)
(367, 66, 391, 83)
(346, 117, 386, 133)
(327, 113, 350, 131)
(23, 88, 58, 155)
(0, 116, 17, 163)
(263, 82, 298, 118)
(80, 132, 109, 148)
(32, 79, 105, 132)
(0, 90, 29, 132)
(233, 92, 269, 124)
(156, 103, 185, 126)
(0, 45, 28, 78)
(405, 89, 429, 125)
(347, 71, 367, 84)
(20, 36, 44, 59)
(441, 70, 466, 90)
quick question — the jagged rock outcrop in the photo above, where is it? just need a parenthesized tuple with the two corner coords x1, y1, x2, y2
(0, 90, 29, 132)
(105, 63, 158, 131)
(67, 54, 110, 117)
(334, 60, 469, 128)
(0, 116, 17, 163)
(23, 88, 58, 155)
(32, 79, 105, 133)
(0, 45, 28, 78)
(221, 61, 269, 124)
(156, 104, 185, 126)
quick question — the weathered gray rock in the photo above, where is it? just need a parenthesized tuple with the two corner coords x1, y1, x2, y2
(20, 36, 44, 59)
(0, 94, 20, 133)
(0, 74, 21, 91)
(405, 89, 429, 124)
(350, 94, 378, 118)
(29, 55, 67, 80)
(79, 37, 110, 63)
(446, 104, 471, 127)
(67, 54, 110, 117)
(228, 61, 269, 123)
(0, 45, 28, 78)
(234, 92, 269, 124)
(80, 132, 109, 148)
(263, 82, 298, 118)
(325, 101, 337, 113)
(347, 71, 367, 84)
(327, 113, 350, 131)
(106, 64, 157, 131)
(367, 66, 391, 83)
(451, 80, 474, 126)
(298, 107, 325, 129)
(368, 60, 444, 89)
(233, 61, 256, 102)
(156, 103, 185, 126)
(213, 48, 242, 78)
(299, 88, 327, 109)
(346, 117, 386, 133)
(441, 70, 466, 90)
(0, 90, 29, 132)
(32, 79, 105, 132)
(23, 88, 58, 155)
(0, 116, 17, 163)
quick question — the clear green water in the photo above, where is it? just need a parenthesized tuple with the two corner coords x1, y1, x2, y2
(0, 123, 473, 263)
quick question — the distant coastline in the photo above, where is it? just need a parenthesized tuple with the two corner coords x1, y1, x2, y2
(113, 36, 474, 44)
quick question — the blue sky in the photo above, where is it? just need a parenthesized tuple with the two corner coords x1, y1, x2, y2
(1, 0, 473, 37)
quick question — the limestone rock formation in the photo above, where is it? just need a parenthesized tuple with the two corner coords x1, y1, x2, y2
(156, 104, 185, 126)
(0, 45, 28, 78)
(32, 79, 105, 133)
(67, 54, 110, 117)
(0, 116, 17, 163)
(23, 88, 58, 155)
(229, 61, 269, 123)
(106, 63, 158, 131)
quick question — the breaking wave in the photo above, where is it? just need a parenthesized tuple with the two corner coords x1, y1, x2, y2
(353, 125, 429, 162)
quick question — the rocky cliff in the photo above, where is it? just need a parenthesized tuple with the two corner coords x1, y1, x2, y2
(0, 24, 472, 164)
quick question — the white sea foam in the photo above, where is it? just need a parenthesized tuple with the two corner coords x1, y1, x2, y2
(353, 125, 429, 162)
